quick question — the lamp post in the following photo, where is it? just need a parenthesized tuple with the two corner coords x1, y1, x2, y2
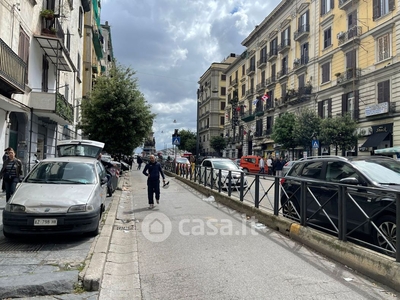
(196, 89, 201, 164)
(230, 89, 239, 158)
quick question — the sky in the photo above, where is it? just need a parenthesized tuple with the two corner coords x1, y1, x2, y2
(100, 0, 275, 152)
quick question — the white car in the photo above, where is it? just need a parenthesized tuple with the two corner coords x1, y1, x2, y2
(200, 158, 248, 190)
(3, 140, 108, 238)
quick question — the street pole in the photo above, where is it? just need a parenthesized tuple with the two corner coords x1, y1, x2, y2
(196, 90, 200, 164)
(231, 89, 239, 158)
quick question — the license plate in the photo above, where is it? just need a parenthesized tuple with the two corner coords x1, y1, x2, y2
(34, 219, 57, 226)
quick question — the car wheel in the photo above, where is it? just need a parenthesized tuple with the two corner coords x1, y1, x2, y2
(373, 215, 396, 254)
(281, 195, 300, 220)
(243, 168, 249, 173)
(87, 209, 102, 237)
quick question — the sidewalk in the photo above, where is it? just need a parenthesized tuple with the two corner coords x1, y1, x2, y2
(85, 168, 399, 299)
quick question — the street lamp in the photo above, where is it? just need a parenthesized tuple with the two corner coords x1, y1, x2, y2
(196, 89, 201, 164)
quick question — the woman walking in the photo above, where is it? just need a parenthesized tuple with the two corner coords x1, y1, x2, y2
(0, 148, 23, 202)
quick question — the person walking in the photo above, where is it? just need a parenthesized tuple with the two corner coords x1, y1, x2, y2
(0, 148, 23, 202)
(137, 156, 143, 170)
(2, 147, 10, 192)
(275, 157, 285, 177)
(142, 155, 166, 209)
(258, 156, 266, 179)
(266, 155, 273, 176)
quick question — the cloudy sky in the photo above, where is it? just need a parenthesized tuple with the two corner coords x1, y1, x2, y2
(100, 0, 275, 152)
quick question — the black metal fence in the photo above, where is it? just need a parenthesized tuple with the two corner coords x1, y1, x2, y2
(161, 161, 399, 262)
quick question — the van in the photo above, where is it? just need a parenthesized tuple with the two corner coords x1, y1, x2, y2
(240, 155, 268, 174)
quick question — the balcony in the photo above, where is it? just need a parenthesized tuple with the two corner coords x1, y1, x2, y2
(338, 26, 362, 48)
(241, 111, 255, 122)
(256, 82, 266, 92)
(337, 68, 361, 86)
(339, 0, 359, 10)
(230, 78, 238, 87)
(293, 56, 309, 70)
(264, 100, 274, 111)
(34, 18, 74, 72)
(266, 76, 277, 87)
(278, 39, 291, 53)
(245, 88, 255, 97)
(30, 92, 73, 125)
(277, 67, 290, 79)
(268, 49, 278, 61)
(246, 65, 256, 76)
(287, 86, 312, 105)
(254, 107, 264, 117)
(294, 24, 310, 41)
(257, 56, 268, 69)
(0, 38, 26, 97)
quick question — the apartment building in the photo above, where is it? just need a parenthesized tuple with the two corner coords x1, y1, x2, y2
(221, 0, 399, 159)
(197, 54, 237, 156)
(0, 0, 108, 172)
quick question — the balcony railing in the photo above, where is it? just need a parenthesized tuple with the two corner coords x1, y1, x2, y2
(293, 56, 309, 69)
(338, 26, 362, 47)
(56, 93, 73, 123)
(245, 88, 255, 97)
(278, 39, 291, 53)
(268, 49, 278, 61)
(257, 56, 268, 69)
(230, 78, 238, 86)
(277, 67, 289, 79)
(294, 24, 310, 41)
(266, 76, 277, 86)
(339, 0, 358, 10)
(0, 38, 26, 95)
(256, 82, 266, 92)
(337, 68, 361, 85)
(246, 65, 256, 76)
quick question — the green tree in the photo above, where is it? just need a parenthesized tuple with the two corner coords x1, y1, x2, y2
(210, 136, 227, 156)
(294, 107, 321, 152)
(177, 129, 197, 153)
(80, 63, 155, 155)
(320, 113, 358, 155)
(271, 112, 297, 155)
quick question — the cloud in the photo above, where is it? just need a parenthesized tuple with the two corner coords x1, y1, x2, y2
(101, 0, 274, 152)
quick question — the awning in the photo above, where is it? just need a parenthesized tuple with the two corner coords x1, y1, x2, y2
(361, 132, 390, 148)
(34, 36, 75, 72)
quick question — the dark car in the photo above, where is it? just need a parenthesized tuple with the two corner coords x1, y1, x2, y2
(280, 155, 399, 253)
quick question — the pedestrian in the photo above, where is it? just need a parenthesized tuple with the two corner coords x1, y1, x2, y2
(137, 155, 143, 170)
(275, 157, 285, 177)
(0, 148, 23, 202)
(142, 155, 166, 209)
(2, 147, 10, 192)
(267, 155, 273, 175)
(258, 156, 266, 179)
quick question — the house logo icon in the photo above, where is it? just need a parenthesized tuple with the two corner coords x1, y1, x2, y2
(142, 212, 172, 242)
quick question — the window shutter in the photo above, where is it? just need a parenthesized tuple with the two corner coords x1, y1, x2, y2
(331, 0, 334, 9)
(389, 0, 395, 11)
(377, 81, 384, 103)
(354, 90, 359, 120)
(341, 94, 347, 115)
(318, 101, 323, 117)
(328, 99, 332, 117)
(321, 0, 325, 15)
(373, 0, 380, 20)
(383, 80, 390, 103)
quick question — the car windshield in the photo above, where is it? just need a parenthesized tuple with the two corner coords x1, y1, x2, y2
(27, 162, 96, 184)
(212, 160, 240, 171)
(352, 160, 400, 184)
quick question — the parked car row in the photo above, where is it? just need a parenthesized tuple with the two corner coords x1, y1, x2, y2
(3, 140, 112, 238)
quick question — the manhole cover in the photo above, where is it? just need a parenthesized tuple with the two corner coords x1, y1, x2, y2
(114, 224, 135, 231)
(0, 239, 44, 252)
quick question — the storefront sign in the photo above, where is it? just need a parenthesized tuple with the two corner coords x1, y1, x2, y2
(365, 102, 388, 117)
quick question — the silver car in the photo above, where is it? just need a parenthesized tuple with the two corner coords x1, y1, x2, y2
(2, 157, 108, 237)
(200, 158, 248, 190)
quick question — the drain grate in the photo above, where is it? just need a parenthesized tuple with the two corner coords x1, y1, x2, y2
(0, 239, 44, 252)
(114, 224, 135, 231)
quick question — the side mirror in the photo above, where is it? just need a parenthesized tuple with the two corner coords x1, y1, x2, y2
(339, 177, 359, 185)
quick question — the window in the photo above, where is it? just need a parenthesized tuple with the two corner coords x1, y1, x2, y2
(241, 84, 245, 97)
(373, 0, 395, 20)
(229, 75, 232, 85)
(321, 62, 330, 83)
(221, 87, 226, 96)
(66, 29, 71, 52)
(270, 38, 278, 56)
(221, 74, 226, 81)
(18, 26, 29, 84)
(301, 162, 323, 179)
(281, 83, 286, 98)
(298, 74, 305, 88)
(377, 80, 390, 103)
(78, 7, 84, 36)
(77, 53, 81, 81)
(318, 99, 332, 118)
(377, 33, 390, 62)
(220, 116, 225, 126)
(266, 116, 273, 134)
(271, 64, 276, 81)
(221, 101, 226, 110)
(323, 27, 331, 49)
(42, 55, 49, 92)
(321, 0, 334, 15)
(242, 65, 245, 76)
(261, 70, 265, 83)
(298, 10, 309, 33)
(342, 91, 359, 120)
(281, 27, 290, 47)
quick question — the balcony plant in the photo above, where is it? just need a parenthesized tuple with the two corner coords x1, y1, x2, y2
(40, 9, 55, 20)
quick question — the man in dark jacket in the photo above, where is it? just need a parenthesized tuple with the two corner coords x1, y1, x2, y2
(142, 155, 166, 209)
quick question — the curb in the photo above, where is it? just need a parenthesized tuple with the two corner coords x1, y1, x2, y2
(168, 171, 400, 293)
(79, 173, 126, 291)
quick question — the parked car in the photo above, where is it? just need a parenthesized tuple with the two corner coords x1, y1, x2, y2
(282, 160, 296, 175)
(2, 156, 108, 238)
(240, 155, 268, 174)
(200, 158, 248, 190)
(280, 155, 399, 253)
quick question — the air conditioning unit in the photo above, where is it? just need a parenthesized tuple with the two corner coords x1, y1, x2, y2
(337, 31, 345, 39)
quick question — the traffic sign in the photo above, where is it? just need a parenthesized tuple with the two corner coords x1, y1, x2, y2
(172, 136, 180, 145)
(312, 140, 319, 148)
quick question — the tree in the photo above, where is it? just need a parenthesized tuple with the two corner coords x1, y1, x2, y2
(320, 113, 358, 155)
(271, 112, 297, 155)
(80, 63, 155, 155)
(210, 136, 227, 156)
(177, 129, 197, 153)
(294, 107, 321, 152)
